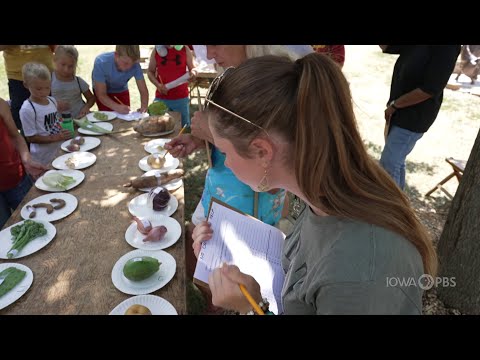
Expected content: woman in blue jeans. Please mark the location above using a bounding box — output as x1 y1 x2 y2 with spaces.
0 98 47 228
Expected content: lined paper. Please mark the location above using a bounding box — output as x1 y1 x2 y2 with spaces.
194 200 285 314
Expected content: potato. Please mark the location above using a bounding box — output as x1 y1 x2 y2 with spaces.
124 304 152 315
66 143 80 152
71 136 85 145
134 114 175 135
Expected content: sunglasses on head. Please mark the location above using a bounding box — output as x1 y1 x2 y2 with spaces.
205 67 270 137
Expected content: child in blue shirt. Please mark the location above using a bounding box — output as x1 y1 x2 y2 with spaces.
92 45 149 114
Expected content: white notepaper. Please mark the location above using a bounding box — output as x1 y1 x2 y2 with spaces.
165 72 190 90
115 111 147 122
193 200 286 314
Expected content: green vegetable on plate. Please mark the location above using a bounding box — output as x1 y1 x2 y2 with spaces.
74 118 112 134
7 220 48 259
0 267 26 297
42 172 76 190
93 112 109 121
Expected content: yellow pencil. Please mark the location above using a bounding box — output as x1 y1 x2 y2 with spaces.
239 284 265 315
163 124 188 159
177 123 188 136
113 96 126 106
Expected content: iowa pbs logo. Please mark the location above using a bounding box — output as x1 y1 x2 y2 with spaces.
418 274 456 290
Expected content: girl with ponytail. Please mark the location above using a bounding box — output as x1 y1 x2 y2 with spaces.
195 53 436 315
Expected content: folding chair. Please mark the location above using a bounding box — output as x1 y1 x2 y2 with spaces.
425 157 466 199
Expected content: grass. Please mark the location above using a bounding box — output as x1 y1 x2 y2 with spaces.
344 46 480 200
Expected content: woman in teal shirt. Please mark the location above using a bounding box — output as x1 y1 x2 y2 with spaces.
166 46 297 227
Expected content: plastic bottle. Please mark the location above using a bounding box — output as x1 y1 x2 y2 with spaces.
60 112 74 135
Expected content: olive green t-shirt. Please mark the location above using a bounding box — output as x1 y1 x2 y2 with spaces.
281 206 425 314
3 46 54 81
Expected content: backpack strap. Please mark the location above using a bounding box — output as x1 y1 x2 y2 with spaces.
27 99 37 119
27 99 40 133
47 96 57 107
76 76 82 92
76 76 86 104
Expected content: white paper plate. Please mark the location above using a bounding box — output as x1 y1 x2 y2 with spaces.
35 169 85 192
144 138 172 155
109 294 177 315
78 122 113 135
86 111 116 122
141 129 175 137
0 263 34 311
128 193 178 218
20 193 78 222
116 111 148 122
0 220 56 259
52 151 97 170
138 154 179 173
125 214 181 251
139 170 183 192
111 249 176 295
61 137 101 152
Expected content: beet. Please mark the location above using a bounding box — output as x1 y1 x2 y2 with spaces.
148 187 170 211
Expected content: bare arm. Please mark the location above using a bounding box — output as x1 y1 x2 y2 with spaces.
93 81 129 113
83 89 96 110
77 89 96 118
186 46 195 72
147 50 160 87
385 88 432 121
147 50 167 96
0 99 47 178
26 130 72 144
190 110 214 143
391 88 432 108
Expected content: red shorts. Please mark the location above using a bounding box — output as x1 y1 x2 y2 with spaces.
95 89 130 111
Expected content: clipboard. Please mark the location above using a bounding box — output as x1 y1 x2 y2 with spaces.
192 196 286 317
192 197 260 290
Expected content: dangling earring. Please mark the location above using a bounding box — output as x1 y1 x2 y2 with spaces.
257 166 269 192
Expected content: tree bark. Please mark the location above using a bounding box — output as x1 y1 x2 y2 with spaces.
437 129 480 314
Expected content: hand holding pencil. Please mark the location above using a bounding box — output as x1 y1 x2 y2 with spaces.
162 124 188 159
113 96 130 114
208 263 264 314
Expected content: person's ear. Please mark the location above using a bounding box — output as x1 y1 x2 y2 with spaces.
23 81 28 90
250 138 274 163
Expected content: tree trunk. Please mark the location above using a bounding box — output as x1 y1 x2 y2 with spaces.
437 129 480 314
